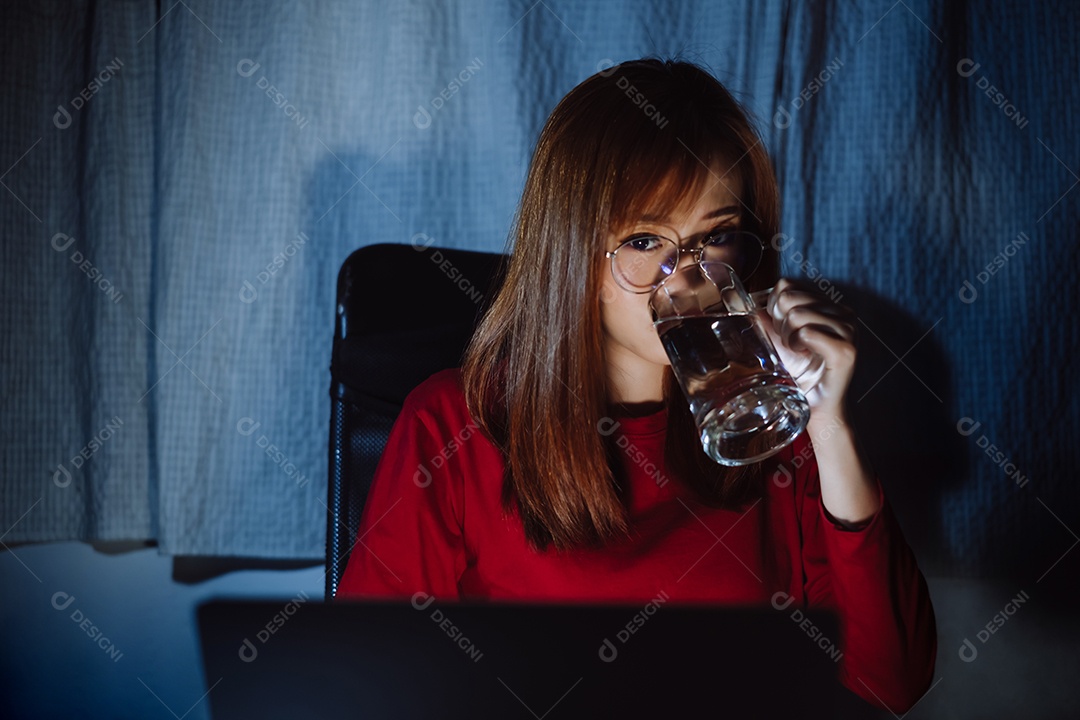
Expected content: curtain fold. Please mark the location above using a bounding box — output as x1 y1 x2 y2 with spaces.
1 1 1076 572
3 3 157 544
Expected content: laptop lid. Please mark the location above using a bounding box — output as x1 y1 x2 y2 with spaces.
198 597 848 718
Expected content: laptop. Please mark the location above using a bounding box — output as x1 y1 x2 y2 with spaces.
198 597 858 718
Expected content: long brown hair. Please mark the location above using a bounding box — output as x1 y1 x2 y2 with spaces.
462 59 781 552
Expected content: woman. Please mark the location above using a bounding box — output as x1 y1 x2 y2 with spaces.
337 58 936 712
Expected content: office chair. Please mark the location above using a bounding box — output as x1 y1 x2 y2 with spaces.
325 242 506 599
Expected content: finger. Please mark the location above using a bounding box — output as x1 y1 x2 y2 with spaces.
766 278 795 319
771 289 854 323
773 298 856 335
755 311 829 386
788 324 856 369
778 305 856 347
773 276 835 298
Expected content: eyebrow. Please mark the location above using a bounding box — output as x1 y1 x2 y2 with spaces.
638 205 741 224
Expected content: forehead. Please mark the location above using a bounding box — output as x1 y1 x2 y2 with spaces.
615 163 745 231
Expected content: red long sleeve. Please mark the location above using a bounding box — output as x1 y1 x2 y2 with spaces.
337 369 937 711
799 449 938 712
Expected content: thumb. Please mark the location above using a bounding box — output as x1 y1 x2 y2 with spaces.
752 308 817 384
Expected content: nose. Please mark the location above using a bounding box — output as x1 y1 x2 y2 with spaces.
672 246 700 272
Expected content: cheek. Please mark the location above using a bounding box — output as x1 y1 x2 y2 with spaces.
600 279 670 364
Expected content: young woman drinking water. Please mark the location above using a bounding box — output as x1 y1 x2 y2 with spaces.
337 58 937 712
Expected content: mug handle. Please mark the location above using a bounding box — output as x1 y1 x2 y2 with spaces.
749 288 827 389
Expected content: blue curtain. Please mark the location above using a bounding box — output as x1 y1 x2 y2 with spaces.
2 1 1076 573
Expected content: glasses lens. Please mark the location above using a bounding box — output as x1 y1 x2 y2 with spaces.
700 231 763 279
613 236 676 291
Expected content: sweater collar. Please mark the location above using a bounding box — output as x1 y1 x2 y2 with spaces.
610 406 669 436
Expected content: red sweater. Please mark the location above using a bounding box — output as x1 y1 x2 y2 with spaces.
337 369 937 712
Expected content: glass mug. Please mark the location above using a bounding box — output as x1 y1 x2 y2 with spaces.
649 261 824 465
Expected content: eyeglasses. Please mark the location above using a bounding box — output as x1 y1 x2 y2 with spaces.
604 230 765 293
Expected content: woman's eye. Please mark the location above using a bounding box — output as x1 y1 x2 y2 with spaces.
625 236 664 252
703 228 738 247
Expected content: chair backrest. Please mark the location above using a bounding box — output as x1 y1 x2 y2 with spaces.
326 242 506 599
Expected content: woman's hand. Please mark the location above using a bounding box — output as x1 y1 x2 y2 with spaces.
755 278 878 526
755 277 857 419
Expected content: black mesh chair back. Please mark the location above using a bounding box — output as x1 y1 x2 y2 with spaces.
326 243 505 599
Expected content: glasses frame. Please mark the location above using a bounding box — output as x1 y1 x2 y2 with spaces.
604 230 765 294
